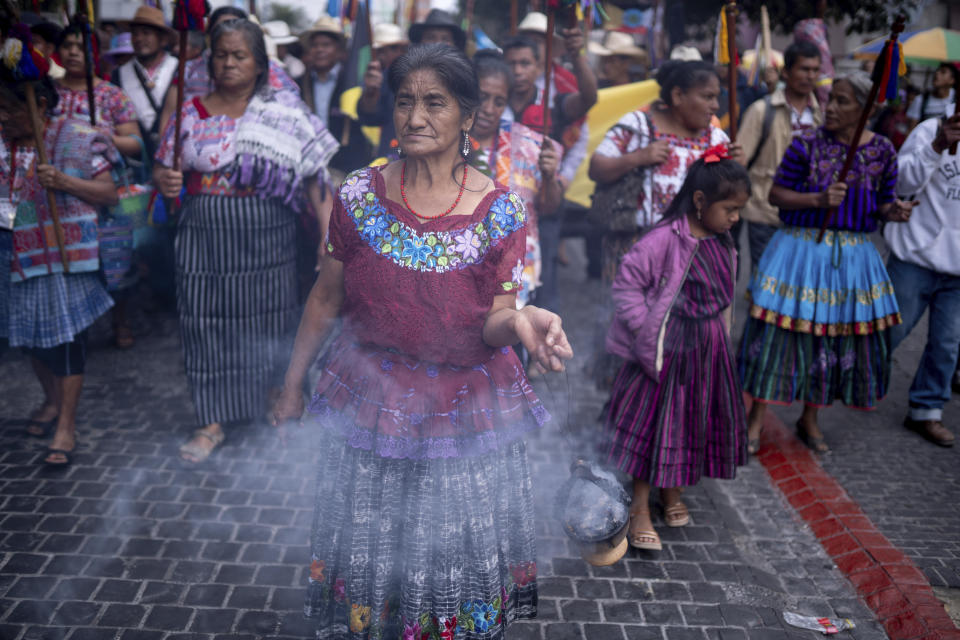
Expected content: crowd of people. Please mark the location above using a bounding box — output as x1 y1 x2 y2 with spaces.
2 4 960 638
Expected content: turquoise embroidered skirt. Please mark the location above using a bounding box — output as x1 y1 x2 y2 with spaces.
738 227 901 409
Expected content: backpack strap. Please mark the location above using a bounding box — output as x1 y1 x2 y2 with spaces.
746 95 775 170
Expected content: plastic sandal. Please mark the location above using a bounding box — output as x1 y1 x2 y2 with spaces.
663 501 691 527
179 429 225 463
628 510 662 551
43 448 73 467
26 415 58 438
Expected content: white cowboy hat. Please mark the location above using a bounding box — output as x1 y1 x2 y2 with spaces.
263 20 298 46
373 23 408 49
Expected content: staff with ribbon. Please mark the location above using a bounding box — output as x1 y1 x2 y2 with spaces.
715 1 740 141
171 0 208 179
817 15 907 242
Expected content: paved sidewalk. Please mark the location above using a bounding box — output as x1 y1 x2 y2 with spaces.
0 237 941 639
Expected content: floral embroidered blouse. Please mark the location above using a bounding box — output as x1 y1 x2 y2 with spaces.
52 80 138 133
594 108 728 227
473 120 562 307
774 127 897 233
307 166 548 460
156 92 338 205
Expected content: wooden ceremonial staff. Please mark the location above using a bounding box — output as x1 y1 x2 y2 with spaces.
725 2 738 142
816 16 906 243
172 30 187 175
540 8 556 138
510 0 518 36
24 83 71 271
75 0 97 126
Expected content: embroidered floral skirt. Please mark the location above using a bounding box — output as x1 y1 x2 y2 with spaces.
737 226 900 408
304 430 538 639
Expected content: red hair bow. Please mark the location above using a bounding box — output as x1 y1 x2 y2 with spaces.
702 143 732 164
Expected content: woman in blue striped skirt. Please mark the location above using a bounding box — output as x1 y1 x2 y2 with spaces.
153 20 338 463
738 72 915 454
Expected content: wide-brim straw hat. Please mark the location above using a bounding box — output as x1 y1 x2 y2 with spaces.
263 20 298 45
408 9 466 50
300 14 345 44
589 31 648 63
373 22 408 49
130 6 172 34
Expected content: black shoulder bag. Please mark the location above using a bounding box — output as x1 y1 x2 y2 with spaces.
587 111 649 232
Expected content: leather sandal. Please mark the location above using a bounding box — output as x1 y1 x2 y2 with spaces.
627 509 662 551
179 428 225 463
663 501 691 527
26 415 58 438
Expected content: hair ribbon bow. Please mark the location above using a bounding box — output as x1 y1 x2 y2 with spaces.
701 143 732 164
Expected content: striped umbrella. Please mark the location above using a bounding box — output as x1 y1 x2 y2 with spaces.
852 27 960 67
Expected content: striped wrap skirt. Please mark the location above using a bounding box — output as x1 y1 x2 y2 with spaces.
175 194 300 426
738 226 901 409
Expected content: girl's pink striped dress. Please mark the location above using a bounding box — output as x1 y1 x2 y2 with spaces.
604 236 748 487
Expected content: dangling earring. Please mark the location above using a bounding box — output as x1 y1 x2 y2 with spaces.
696 207 702 221
462 131 471 157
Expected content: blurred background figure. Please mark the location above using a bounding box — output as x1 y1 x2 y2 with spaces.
408 8 466 50
185 30 205 62
357 23 410 161
589 31 650 87
264 20 305 80
906 62 959 129
102 32 134 80
298 15 371 181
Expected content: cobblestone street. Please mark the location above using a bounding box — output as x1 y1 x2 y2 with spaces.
0 238 958 640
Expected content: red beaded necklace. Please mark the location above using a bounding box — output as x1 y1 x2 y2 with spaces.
400 160 467 220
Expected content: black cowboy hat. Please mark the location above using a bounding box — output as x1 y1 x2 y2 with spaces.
408 9 466 51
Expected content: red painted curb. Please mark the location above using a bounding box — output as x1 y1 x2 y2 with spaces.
753 407 959 640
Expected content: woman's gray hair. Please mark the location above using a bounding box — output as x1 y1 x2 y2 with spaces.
208 18 270 96
388 43 481 122
836 71 873 107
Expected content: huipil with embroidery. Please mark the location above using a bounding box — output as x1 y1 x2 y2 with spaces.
309 166 549 460
473 119 563 308
1 120 118 347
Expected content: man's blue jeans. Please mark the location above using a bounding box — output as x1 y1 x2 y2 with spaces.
887 254 960 421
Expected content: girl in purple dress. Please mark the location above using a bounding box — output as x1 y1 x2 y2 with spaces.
604 147 750 551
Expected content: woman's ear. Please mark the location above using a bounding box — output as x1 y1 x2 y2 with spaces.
671 85 684 108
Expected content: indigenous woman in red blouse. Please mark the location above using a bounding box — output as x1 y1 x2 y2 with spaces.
272 45 573 639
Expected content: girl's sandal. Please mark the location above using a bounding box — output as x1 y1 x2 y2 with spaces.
179 429 225 464
663 501 691 527
628 510 662 551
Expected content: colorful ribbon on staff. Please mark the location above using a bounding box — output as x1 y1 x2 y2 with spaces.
873 39 907 103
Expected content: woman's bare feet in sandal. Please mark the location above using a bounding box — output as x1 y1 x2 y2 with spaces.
747 401 767 455
628 508 662 550
661 487 690 527
180 423 225 463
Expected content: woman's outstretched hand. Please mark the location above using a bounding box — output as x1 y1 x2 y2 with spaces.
271 385 305 445
515 306 574 373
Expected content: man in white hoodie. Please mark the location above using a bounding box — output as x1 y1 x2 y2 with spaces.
886 106 960 447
